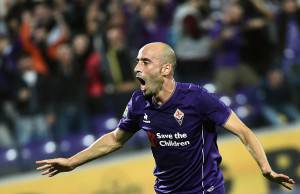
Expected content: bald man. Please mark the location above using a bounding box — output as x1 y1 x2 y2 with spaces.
36 42 294 194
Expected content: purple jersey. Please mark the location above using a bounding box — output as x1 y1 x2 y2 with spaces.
118 82 231 194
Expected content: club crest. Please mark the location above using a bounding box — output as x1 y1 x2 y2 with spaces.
174 108 184 125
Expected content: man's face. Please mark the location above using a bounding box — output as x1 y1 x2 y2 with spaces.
224 4 243 24
134 46 164 97
0 37 8 54
283 0 297 14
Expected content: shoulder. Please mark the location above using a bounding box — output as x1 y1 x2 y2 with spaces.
177 82 208 96
128 90 147 111
177 82 223 105
176 82 214 104
131 90 146 104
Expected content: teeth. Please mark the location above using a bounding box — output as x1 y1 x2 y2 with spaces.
140 85 146 91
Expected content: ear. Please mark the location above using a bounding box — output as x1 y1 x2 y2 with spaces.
161 63 172 76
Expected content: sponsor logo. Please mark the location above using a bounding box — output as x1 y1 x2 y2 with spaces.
143 113 151 123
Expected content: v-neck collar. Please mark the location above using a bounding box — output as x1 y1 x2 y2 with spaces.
147 82 179 110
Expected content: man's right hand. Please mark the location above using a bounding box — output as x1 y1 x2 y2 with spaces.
36 158 75 177
35 129 133 177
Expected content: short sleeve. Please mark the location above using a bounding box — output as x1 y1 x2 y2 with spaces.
196 88 231 126
117 96 140 133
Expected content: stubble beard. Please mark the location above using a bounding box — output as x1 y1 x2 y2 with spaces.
143 74 164 98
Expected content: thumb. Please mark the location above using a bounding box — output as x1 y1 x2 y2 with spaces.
263 170 272 177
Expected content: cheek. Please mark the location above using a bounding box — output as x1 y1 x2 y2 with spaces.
148 71 162 81
150 66 162 77
148 73 164 89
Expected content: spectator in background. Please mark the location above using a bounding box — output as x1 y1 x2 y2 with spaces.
172 0 213 83
127 1 170 53
108 0 127 29
4 0 31 39
72 34 92 73
125 0 145 54
211 2 258 95
0 28 18 148
276 0 300 72
259 68 300 126
85 1 107 37
275 0 300 107
104 26 137 116
72 34 106 116
19 2 69 75
0 105 14 148
52 44 88 141
0 30 19 101
173 0 210 41
139 2 170 44
241 0 274 76
13 52 52 146
61 0 88 35
84 1 107 58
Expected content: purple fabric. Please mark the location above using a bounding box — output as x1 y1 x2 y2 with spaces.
141 21 170 45
282 17 300 71
118 82 231 193
210 21 242 68
126 16 170 51
0 41 20 100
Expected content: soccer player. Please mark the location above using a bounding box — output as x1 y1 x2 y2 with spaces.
36 42 295 194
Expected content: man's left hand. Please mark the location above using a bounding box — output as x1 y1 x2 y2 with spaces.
263 170 295 190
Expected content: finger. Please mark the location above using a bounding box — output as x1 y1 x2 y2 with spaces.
289 178 295 184
48 170 59 177
280 182 292 190
283 178 295 184
41 167 54 176
45 159 60 165
276 174 295 183
41 170 50 175
36 160 50 164
36 159 59 166
277 173 289 179
36 164 52 171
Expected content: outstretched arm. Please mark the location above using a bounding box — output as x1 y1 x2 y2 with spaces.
223 111 295 189
36 128 133 177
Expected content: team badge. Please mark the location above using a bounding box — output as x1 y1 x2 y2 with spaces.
174 108 184 126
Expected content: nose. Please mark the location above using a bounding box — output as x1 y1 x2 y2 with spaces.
134 61 141 74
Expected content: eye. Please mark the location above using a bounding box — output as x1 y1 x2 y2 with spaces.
143 59 152 65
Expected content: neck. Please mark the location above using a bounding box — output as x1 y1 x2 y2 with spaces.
153 77 176 105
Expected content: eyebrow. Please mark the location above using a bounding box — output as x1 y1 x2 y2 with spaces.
136 57 152 63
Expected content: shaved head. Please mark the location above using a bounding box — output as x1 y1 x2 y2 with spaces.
135 42 177 98
141 42 176 74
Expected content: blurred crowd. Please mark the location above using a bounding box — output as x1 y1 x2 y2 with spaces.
1 0 300 150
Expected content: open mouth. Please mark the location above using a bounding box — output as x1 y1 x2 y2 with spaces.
136 76 146 86
136 76 147 92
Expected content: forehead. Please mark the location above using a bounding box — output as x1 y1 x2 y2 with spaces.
137 45 161 61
